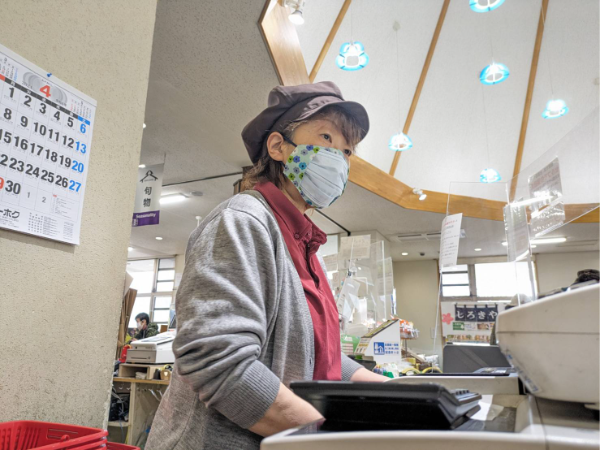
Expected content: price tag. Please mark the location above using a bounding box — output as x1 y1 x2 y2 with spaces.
0 44 96 244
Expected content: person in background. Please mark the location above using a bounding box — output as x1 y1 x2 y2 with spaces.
146 82 387 450
132 312 158 341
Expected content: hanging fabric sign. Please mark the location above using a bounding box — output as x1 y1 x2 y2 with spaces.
132 163 163 227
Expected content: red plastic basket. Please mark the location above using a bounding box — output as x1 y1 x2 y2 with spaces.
105 443 139 450
0 421 107 450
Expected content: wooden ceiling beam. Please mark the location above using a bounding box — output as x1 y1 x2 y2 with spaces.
510 0 549 200
259 0 310 86
309 0 352 83
389 0 450 177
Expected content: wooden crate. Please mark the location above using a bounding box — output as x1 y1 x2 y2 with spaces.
118 363 164 380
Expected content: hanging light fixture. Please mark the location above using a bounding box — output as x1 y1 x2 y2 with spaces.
470 0 506 13
388 132 413 151
480 62 510 85
336 41 369 71
388 21 412 152
480 168 502 183
542 99 569 119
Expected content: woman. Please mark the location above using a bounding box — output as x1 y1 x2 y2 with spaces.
146 82 387 450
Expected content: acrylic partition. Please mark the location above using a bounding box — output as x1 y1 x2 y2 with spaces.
506 107 599 303
324 236 395 337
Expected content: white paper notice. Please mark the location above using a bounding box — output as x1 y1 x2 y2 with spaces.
340 235 371 260
0 44 96 244
528 158 565 237
323 254 338 271
503 204 531 262
439 213 463 272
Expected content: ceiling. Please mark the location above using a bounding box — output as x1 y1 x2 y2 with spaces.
129 0 599 262
296 0 599 201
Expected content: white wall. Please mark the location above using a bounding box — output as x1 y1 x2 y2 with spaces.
536 251 599 293
0 1 157 427
393 260 443 363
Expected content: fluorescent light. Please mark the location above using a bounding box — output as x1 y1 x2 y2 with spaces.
402 252 409 256
477 300 510 303
288 9 304 24
138 164 146 168
510 195 553 207
143 123 147 129
502 237 566 246
128 247 133 252
155 237 163 241
532 237 566 245
160 194 187 205
474 248 482 252
531 245 537 248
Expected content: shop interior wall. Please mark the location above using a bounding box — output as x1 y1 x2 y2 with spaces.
392 260 444 365
0 1 157 427
536 251 599 293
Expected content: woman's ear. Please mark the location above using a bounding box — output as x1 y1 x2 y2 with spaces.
266 132 286 162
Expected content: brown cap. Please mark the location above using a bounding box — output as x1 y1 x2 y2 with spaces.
242 81 369 164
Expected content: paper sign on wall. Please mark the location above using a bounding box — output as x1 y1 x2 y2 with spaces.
132 163 163 227
0 44 96 245
439 213 463 272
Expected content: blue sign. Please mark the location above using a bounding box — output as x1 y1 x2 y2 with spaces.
373 342 385 355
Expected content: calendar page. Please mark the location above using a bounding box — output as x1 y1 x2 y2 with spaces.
0 44 96 245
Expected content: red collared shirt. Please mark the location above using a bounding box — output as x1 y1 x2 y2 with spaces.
254 182 341 380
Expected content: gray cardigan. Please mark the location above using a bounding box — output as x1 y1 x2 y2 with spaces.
146 190 362 450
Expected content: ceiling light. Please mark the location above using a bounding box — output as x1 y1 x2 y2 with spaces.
138 164 146 168
389 132 413 151
160 193 187 205
480 62 510 85
289 9 304 24
474 248 482 252
510 195 553 207
402 252 409 256
285 0 305 25
470 0 506 13
502 237 566 246
128 247 133 252
542 99 569 119
412 188 427 201
155 237 163 241
336 42 369 71
143 123 147 129
480 168 501 183
531 237 567 245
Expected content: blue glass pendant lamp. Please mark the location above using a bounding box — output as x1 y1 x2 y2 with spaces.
542 99 569 119
470 0 506 13
480 63 510 85
388 133 413 151
480 168 501 183
336 41 369 71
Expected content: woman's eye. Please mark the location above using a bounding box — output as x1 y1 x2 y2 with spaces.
344 149 352 157
322 134 332 142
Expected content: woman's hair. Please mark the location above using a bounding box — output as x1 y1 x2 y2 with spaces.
241 105 364 191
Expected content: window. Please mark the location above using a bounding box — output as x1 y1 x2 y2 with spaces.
441 262 536 301
475 262 536 299
441 265 471 298
127 257 176 328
